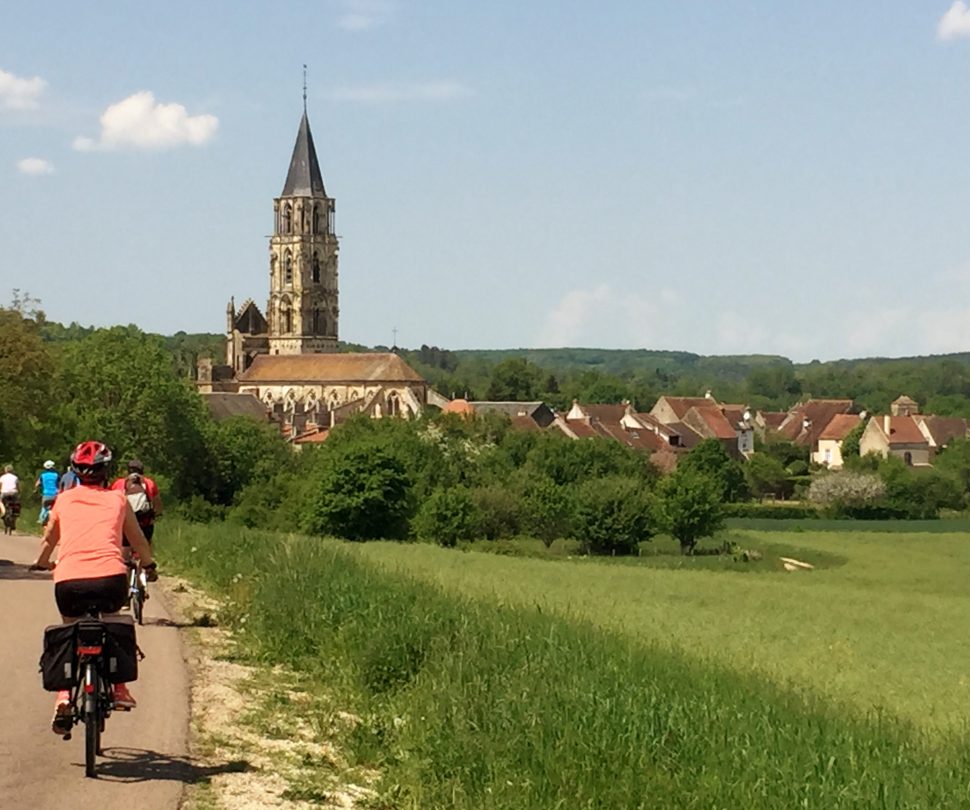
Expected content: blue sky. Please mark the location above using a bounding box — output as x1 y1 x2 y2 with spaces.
3 1 970 362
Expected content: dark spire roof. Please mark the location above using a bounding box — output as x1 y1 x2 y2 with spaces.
281 112 327 197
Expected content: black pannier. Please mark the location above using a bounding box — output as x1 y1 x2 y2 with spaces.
40 623 78 691
39 616 141 691
102 616 139 684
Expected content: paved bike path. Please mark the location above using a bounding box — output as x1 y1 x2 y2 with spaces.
0 531 190 809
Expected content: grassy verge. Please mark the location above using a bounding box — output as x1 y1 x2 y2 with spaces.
162 521 970 808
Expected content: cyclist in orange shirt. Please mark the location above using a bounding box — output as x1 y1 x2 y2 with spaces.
32 441 157 734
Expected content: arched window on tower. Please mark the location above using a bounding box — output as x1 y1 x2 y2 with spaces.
280 301 292 334
312 308 321 334
270 256 278 284
313 205 322 234
387 391 401 417
282 204 292 234
284 252 293 286
312 254 321 284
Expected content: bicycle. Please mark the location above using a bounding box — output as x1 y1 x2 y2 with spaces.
127 559 148 626
41 608 122 777
1 496 19 535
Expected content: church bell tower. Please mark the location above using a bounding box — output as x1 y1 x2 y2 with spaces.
267 106 339 355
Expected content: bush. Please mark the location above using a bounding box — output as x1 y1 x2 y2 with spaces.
470 485 523 540
301 445 412 540
413 487 480 547
572 476 653 555
808 472 885 519
522 477 573 548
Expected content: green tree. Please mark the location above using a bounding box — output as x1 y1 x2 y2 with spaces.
521 476 573 547
302 444 412 540
412 486 479 547
840 422 865 461
0 308 55 462
572 476 654 555
744 453 793 500
485 357 543 401
655 468 724 554
935 438 970 495
678 439 749 502
203 416 295 505
53 326 210 497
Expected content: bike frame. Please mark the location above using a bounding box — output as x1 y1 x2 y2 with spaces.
64 617 114 778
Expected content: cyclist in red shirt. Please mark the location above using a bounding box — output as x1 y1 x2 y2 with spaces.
32 441 157 734
110 459 162 547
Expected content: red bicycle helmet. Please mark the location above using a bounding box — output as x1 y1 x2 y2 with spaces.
70 440 113 484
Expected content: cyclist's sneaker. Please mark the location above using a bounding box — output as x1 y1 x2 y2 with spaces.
113 683 137 710
51 692 72 735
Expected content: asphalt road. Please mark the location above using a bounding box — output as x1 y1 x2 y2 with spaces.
0 530 191 808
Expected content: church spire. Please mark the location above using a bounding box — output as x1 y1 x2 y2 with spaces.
281 110 326 198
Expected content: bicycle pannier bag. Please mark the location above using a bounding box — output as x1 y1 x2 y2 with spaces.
40 623 79 691
103 615 139 683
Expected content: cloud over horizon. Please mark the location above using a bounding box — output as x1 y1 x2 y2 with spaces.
16 157 54 175
329 80 472 103
337 0 393 31
538 284 683 350
938 1 970 40
0 67 46 110
73 91 218 151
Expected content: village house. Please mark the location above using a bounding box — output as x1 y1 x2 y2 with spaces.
812 413 864 469
858 397 969 465
649 394 753 458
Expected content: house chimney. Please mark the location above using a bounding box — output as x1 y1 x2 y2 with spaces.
704 389 713 400
883 414 891 436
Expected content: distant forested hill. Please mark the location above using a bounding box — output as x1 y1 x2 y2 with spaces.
37 317 970 417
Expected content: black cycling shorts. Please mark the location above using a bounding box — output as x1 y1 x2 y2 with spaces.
122 522 154 548
55 574 128 618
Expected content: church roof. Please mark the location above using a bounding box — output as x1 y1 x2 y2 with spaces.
281 112 327 198
238 353 425 384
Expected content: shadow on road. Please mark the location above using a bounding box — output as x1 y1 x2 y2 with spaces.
0 559 49 581
92 747 251 784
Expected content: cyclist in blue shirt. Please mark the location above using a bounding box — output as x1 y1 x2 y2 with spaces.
35 460 60 525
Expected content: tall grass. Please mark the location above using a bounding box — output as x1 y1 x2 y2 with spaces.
163 522 970 808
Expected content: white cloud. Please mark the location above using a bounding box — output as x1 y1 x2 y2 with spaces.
0 68 46 110
16 157 54 175
73 91 218 151
329 80 473 103
537 284 682 348
337 0 393 31
938 1 970 40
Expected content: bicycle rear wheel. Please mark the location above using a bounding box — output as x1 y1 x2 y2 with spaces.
130 568 144 625
84 663 100 778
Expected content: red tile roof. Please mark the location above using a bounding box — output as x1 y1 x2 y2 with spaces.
818 414 862 441
655 396 715 420
687 404 737 440
916 416 969 447
875 416 928 446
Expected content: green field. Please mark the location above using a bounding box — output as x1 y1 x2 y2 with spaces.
354 530 970 734
165 523 970 808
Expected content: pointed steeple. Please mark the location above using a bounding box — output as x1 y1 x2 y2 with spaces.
281 112 327 197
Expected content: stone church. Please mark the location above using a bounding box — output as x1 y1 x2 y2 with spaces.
198 106 440 436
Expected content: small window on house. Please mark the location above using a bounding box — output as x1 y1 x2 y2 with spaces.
904 451 913 466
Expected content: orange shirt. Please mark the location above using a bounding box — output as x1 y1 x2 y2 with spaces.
48 485 127 583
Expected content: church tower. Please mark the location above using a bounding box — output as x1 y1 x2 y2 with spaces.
267 109 339 355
